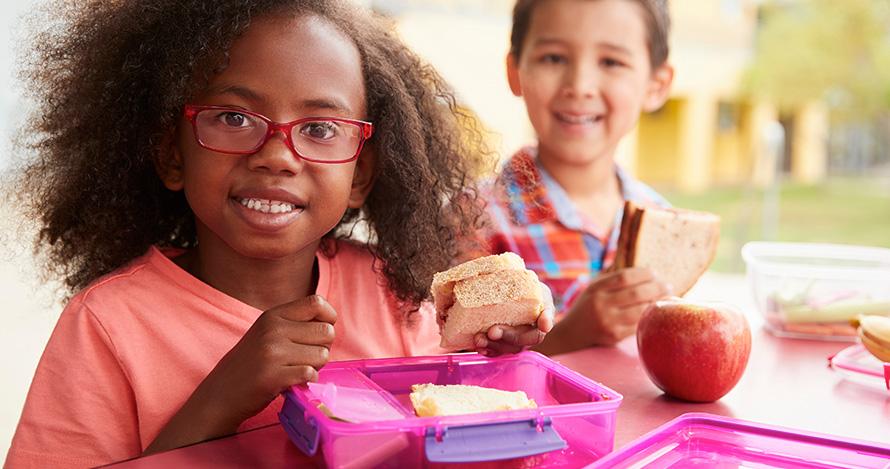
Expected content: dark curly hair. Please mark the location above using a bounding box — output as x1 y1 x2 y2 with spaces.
12 0 492 310
509 0 671 69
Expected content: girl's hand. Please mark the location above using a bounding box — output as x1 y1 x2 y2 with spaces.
145 295 336 454
473 283 555 356
200 295 336 425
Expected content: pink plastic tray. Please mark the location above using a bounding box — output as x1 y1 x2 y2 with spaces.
589 412 890 468
828 344 890 390
279 351 622 468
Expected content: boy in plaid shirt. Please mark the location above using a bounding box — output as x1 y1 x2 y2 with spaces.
479 0 676 355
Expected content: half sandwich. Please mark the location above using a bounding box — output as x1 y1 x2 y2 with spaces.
431 252 545 350
610 201 720 296
410 383 537 417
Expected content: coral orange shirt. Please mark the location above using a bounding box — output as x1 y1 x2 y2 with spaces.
6 241 444 468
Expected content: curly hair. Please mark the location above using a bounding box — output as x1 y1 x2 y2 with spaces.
509 0 671 69
12 0 492 310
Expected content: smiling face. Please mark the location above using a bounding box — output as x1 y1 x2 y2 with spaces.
507 0 672 168
161 14 374 263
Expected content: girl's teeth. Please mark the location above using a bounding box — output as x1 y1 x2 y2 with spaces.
238 198 298 214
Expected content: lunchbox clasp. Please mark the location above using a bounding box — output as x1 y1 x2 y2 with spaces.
424 416 566 463
279 392 320 456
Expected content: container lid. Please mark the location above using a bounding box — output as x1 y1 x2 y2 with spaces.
741 242 890 279
828 344 890 390
589 412 890 468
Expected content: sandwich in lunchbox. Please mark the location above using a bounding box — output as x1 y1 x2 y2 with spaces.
609 201 720 296
410 383 537 417
431 252 545 350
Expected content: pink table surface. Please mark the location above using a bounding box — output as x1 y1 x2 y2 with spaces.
107 327 889 468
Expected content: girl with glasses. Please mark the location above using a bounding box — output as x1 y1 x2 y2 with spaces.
6 1 552 466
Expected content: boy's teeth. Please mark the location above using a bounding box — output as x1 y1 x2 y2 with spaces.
557 112 598 124
238 197 298 214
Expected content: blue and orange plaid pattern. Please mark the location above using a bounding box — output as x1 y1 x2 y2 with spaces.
482 147 669 314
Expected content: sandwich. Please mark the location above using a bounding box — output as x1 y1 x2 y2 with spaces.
431 252 545 350
852 314 890 363
410 383 537 417
610 201 720 296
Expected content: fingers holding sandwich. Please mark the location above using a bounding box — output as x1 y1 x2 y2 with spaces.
537 282 556 333
473 274 555 356
586 267 673 344
431 253 552 353
598 267 674 307
534 267 672 352
474 325 545 356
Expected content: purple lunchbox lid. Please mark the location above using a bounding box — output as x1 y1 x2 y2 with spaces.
588 412 890 468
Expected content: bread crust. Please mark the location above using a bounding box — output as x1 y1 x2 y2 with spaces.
624 204 645 267
610 201 635 272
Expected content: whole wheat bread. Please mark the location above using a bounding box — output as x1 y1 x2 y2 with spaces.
431 253 544 350
610 201 720 296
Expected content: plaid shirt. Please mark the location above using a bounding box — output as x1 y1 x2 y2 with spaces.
482 147 669 313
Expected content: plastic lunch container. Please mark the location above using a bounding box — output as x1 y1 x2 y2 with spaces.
741 242 890 341
828 344 890 391
278 351 622 468
588 412 890 468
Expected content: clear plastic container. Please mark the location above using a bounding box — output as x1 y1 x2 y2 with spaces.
589 412 890 468
741 242 890 341
278 351 622 469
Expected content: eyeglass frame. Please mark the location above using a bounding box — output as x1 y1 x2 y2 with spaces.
182 104 374 164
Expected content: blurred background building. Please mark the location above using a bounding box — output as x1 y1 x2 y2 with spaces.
371 0 889 193
365 0 889 273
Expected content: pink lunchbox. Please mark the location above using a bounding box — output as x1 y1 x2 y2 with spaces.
829 343 890 390
589 412 890 468
279 351 622 468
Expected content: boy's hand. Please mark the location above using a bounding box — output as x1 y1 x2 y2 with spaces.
473 283 555 356
531 267 671 356
146 295 336 454
570 267 672 346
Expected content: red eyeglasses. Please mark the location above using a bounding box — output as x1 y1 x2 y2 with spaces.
183 105 373 164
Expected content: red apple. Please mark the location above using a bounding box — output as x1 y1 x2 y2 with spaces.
636 298 751 403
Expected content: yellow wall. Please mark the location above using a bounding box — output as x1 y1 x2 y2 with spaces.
636 99 681 186
791 102 829 184
712 102 746 185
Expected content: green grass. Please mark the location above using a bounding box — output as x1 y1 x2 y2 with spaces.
658 177 890 273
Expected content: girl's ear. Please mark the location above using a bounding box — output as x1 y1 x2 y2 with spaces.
154 129 185 191
348 144 376 209
506 53 523 97
642 63 674 112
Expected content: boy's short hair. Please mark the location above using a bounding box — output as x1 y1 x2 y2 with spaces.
509 0 671 69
